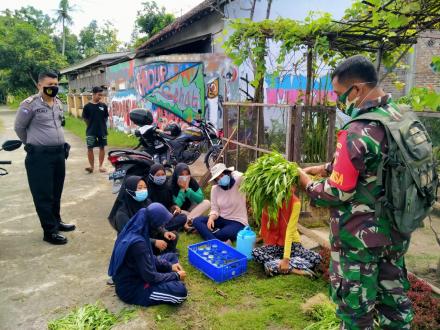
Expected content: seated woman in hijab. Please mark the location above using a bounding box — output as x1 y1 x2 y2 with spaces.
108 203 187 307
108 175 178 255
147 164 187 232
171 163 211 232
193 163 248 243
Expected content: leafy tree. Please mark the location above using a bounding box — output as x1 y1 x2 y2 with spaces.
79 20 121 57
132 1 174 47
4 6 54 34
53 27 81 64
0 15 66 94
55 0 74 56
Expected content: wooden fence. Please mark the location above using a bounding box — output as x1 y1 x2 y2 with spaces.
221 102 336 171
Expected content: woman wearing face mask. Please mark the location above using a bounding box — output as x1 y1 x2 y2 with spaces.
108 203 187 307
108 176 178 255
193 163 248 243
171 163 211 232
147 164 187 232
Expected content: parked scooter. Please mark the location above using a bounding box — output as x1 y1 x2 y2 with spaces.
0 140 22 176
131 109 223 170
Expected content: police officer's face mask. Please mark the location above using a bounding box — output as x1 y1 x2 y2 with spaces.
43 86 59 98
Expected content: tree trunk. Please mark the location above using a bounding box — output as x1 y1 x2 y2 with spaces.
250 0 256 20
28 72 37 88
266 0 273 19
62 17 66 56
305 45 313 106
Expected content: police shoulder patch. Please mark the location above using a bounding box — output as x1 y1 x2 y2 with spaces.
23 95 38 104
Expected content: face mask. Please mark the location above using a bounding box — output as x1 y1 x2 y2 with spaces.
133 189 148 202
43 86 59 97
336 85 357 114
218 174 231 187
179 175 189 182
153 175 167 185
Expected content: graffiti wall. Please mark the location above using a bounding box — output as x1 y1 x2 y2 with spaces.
107 54 239 132
265 73 337 105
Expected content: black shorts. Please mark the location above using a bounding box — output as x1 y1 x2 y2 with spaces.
86 135 107 149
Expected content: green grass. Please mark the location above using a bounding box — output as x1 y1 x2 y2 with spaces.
45 233 327 329
64 115 138 148
137 234 327 329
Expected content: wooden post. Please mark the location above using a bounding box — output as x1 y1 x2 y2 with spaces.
326 107 337 161
305 45 313 106
236 105 241 169
376 45 384 77
255 105 261 160
286 106 294 161
292 106 303 161
223 103 230 166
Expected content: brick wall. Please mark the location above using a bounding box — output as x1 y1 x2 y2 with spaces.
412 30 440 89
379 30 440 99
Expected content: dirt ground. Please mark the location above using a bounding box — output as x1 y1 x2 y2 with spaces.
0 106 208 329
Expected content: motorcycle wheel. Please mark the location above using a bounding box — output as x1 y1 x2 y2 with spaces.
204 146 223 170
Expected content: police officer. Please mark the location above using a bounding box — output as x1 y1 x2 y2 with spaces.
14 70 76 245
298 56 412 329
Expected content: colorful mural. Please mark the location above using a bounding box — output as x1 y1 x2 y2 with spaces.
264 74 337 105
106 54 239 132
141 63 205 123
109 89 138 132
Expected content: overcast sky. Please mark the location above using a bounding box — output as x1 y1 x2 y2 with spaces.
0 0 204 43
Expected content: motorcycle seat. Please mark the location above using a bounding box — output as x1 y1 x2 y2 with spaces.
159 131 177 140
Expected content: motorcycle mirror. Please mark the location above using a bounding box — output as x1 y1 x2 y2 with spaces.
1 140 22 151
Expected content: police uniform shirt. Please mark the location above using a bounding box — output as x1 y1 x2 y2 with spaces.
14 94 65 146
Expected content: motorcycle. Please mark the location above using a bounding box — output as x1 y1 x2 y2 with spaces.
107 148 155 194
131 109 223 170
0 140 22 176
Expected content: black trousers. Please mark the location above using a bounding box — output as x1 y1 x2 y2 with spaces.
25 149 65 234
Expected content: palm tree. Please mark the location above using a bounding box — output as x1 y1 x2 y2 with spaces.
55 0 74 56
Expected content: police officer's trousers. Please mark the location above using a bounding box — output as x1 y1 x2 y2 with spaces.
330 243 413 330
25 147 65 234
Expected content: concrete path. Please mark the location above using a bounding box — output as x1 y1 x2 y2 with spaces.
0 107 126 329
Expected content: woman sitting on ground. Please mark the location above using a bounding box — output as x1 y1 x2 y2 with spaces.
193 163 248 243
108 203 187 307
252 189 321 277
147 164 187 232
171 163 211 231
108 175 178 255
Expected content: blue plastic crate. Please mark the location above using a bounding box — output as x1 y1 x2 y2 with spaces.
188 239 247 283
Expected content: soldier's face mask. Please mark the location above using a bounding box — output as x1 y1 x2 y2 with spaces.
336 85 357 114
336 82 375 116
43 86 59 98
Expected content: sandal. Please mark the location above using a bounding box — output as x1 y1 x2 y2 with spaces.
85 167 93 173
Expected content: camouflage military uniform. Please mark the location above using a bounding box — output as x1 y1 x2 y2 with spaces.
305 95 413 329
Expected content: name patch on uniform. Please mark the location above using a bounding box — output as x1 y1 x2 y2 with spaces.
328 130 359 191
35 108 48 114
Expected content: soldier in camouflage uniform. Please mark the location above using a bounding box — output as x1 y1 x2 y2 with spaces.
298 56 413 329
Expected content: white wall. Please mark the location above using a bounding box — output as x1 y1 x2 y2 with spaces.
222 0 352 104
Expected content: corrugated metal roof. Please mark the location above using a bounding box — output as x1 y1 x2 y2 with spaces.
136 0 227 54
60 52 132 74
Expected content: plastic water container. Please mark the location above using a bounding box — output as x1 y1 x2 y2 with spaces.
236 226 256 260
